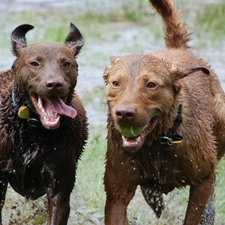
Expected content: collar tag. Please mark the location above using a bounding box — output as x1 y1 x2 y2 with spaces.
18 107 40 127
18 106 30 119
12 90 40 128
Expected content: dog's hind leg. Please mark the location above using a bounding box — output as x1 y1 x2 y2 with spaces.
199 193 215 225
0 180 8 225
140 186 164 218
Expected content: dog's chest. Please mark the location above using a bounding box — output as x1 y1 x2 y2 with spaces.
5 124 61 199
5 140 48 198
140 145 195 191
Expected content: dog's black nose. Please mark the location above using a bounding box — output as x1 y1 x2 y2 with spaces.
46 79 63 90
115 106 136 122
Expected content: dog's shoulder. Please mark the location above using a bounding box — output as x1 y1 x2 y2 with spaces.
0 69 14 88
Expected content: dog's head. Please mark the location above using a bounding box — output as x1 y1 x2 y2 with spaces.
103 54 209 153
11 23 84 130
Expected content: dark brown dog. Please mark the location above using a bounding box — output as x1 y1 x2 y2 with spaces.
0 23 88 225
103 0 225 224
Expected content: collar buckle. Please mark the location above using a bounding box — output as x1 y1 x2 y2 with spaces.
158 104 183 146
159 136 174 145
159 135 183 145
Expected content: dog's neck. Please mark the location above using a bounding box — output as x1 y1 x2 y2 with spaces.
144 100 183 148
157 104 183 145
11 86 41 128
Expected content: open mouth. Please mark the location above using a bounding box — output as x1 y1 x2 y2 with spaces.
117 116 159 152
29 91 77 129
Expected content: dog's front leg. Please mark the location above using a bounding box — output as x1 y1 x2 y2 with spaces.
47 191 70 225
104 186 137 225
43 168 74 225
104 164 138 225
184 173 215 225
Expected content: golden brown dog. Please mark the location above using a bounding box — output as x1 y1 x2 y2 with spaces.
103 0 225 224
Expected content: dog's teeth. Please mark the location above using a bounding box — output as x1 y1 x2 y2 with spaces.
38 96 42 107
122 135 140 142
38 96 48 116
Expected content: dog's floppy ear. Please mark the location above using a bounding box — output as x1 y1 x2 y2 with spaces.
64 23 84 56
11 24 34 57
177 66 209 79
167 62 210 79
166 62 210 95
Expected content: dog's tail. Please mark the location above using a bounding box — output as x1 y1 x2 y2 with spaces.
149 0 191 49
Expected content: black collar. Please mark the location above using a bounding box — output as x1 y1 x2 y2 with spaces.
158 104 183 145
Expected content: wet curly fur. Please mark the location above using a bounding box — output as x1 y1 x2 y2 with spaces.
0 23 88 225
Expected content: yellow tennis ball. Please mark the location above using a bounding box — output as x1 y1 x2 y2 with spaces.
117 125 146 138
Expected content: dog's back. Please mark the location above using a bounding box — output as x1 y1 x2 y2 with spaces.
150 0 225 159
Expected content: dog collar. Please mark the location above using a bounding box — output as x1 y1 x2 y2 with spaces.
158 104 183 145
12 90 40 127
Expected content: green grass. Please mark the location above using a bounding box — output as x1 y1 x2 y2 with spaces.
71 124 107 224
195 2 225 42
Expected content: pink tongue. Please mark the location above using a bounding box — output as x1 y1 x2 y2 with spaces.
43 97 77 118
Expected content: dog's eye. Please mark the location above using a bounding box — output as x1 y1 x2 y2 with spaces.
146 82 157 89
112 81 120 87
63 61 71 68
30 61 39 67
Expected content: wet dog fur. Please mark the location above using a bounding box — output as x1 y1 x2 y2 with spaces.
103 0 225 224
0 23 88 225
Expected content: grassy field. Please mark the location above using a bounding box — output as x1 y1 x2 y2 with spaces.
0 0 225 224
